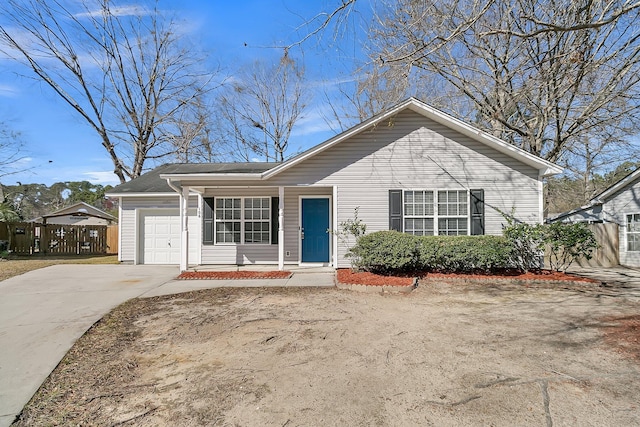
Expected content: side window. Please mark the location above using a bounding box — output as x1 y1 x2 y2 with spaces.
627 214 640 251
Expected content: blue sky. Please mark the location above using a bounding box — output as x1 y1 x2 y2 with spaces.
0 0 368 186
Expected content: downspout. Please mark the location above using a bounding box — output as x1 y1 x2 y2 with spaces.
166 178 182 195
166 179 189 272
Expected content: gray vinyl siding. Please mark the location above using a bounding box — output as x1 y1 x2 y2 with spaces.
602 178 640 267
269 110 541 267
119 195 196 263
549 205 603 224
200 186 331 265
120 109 546 268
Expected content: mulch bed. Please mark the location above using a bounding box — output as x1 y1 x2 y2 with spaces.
177 271 292 280
337 268 598 287
423 269 598 283
337 269 415 287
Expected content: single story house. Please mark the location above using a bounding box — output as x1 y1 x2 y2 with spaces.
106 98 562 271
30 201 117 226
548 167 640 267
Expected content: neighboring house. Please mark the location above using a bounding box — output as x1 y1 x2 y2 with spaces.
548 167 640 267
106 98 562 271
31 201 117 226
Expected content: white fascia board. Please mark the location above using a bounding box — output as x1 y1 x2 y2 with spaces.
263 97 562 179
262 101 411 179
105 192 178 198
593 168 640 202
159 173 263 181
405 102 563 176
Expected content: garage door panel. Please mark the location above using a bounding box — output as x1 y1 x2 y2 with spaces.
139 209 199 265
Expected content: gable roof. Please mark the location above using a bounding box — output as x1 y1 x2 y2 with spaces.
110 98 562 195
31 201 116 222
592 167 640 203
547 167 640 222
262 97 562 179
107 163 279 195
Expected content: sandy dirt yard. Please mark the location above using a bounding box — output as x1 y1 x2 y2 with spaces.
14 280 640 426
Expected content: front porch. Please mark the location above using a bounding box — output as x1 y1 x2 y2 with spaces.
166 182 338 272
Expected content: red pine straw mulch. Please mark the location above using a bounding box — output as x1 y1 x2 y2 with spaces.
601 315 640 362
424 269 598 283
177 271 292 280
337 269 415 287
337 268 598 287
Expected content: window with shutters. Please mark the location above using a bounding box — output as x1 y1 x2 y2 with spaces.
402 190 470 236
211 197 271 244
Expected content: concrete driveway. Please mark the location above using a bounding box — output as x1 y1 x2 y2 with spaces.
0 264 179 427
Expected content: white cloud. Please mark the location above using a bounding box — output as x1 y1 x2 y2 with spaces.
291 107 340 137
82 171 121 186
0 84 19 97
73 5 148 19
13 156 33 166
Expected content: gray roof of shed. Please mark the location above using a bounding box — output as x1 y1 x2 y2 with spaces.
107 163 279 195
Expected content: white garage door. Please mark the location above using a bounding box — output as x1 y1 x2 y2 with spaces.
140 209 199 265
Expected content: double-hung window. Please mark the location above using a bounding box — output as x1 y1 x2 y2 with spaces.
213 197 270 244
403 190 469 236
627 213 640 251
437 190 468 235
404 190 434 235
244 197 270 244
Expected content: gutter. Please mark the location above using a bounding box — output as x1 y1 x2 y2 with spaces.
165 178 182 195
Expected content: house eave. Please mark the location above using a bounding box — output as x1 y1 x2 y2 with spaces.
105 192 178 198
591 168 640 202
262 97 562 179
159 173 264 182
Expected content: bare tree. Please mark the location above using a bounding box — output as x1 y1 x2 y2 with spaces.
216 52 309 162
364 0 640 169
0 122 27 179
0 0 214 183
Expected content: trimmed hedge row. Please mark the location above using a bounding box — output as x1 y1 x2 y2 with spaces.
348 231 514 274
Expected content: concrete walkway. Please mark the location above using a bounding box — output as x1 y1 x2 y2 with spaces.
569 265 640 285
143 265 335 297
567 265 640 300
0 264 335 427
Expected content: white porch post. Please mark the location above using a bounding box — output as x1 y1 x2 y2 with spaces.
180 185 190 272
333 185 338 268
278 186 285 271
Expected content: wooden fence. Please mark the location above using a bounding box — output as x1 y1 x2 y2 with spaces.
544 223 619 268
106 225 118 254
1 222 118 255
576 223 619 268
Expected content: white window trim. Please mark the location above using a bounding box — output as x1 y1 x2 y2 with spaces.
402 189 470 236
214 196 271 245
625 212 640 252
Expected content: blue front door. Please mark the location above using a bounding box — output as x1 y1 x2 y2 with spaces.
301 198 330 263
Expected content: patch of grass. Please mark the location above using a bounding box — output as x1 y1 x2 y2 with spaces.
0 255 119 282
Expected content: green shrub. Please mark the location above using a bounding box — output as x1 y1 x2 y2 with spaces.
417 235 514 273
545 222 598 272
502 219 598 272
348 230 419 274
502 221 546 272
350 232 513 274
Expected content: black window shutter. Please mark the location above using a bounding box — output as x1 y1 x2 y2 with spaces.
203 197 214 244
470 189 485 235
389 190 403 231
271 197 279 244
